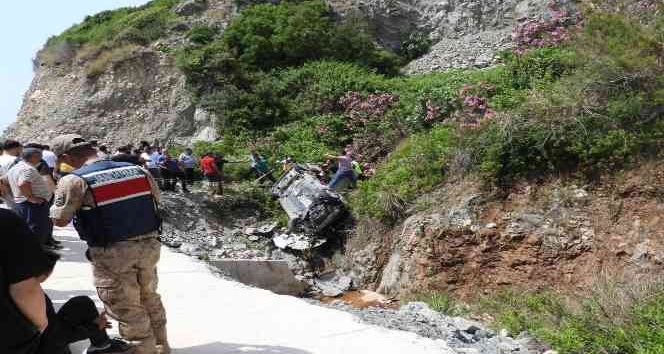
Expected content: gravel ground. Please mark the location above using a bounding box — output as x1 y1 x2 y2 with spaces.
311 300 550 354
403 30 513 75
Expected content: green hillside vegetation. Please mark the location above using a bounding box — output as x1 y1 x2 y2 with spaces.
475 275 664 354
41 0 180 75
46 0 179 48
44 0 663 222
178 1 662 222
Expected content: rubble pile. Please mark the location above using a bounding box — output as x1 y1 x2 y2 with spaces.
403 30 513 74
158 176 350 296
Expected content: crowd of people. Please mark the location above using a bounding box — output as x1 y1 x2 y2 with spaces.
0 134 375 354
2 135 168 354
95 141 373 198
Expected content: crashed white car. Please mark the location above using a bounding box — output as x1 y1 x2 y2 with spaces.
271 164 345 235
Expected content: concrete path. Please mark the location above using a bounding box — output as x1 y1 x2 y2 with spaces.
45 226 453 354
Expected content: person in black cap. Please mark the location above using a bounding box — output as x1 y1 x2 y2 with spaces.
111 145 142 165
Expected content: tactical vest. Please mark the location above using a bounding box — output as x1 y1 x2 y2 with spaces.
71 161 161 247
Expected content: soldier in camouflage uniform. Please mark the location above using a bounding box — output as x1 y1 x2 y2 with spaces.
49 134 170 354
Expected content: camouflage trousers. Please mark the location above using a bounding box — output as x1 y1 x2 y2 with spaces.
89 236 170 354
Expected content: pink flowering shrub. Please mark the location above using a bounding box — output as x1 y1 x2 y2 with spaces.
512 2 582 54
317 126 331 135
340 91 400 132
636 0 661 11
424 100 441 123
339 91 404 161
456 83 497 128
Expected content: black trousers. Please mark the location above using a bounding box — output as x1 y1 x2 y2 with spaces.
161 169 188 191
38 296 109 354
184 168 195 185
14 202 52 245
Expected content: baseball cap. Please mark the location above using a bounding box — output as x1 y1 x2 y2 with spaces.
51 134 92 156
2 139 22 150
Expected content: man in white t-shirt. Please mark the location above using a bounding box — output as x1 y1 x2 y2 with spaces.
41 145 57 171
7 148 53 244
142 146 163 188
0 139 22 174
140 147 153 168
0 139 23 211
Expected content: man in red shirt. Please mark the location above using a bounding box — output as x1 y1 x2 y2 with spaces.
200 152 222 196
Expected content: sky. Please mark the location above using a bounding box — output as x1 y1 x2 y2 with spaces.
0 0 151 133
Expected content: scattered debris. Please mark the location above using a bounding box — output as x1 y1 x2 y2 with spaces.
313 273 353 297
273 233 327 251
158 187 347 298
256 222 279 235
179 243 206 257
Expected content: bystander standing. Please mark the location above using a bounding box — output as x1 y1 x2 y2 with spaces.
178 148 197 186
6 148 53 246
200 152 223 196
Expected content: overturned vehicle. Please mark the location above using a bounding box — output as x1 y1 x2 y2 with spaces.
271 164 345 235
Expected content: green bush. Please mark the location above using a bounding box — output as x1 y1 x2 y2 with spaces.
275 61 390 118
459 12 664 184
270 115 348 163
222 0 401 74
350 125 453 220
500 47 577 90
187 25 217 45
478 287 664 354
399 31 433 60
176 41 246 95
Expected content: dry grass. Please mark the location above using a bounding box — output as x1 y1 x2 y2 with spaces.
75 43 104 63
85 44 140 78
586 268 664 325
206 8 232 23
37 41 76 67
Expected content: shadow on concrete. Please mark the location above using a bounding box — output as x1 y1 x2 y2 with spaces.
178 342 314 354
55 235 89 264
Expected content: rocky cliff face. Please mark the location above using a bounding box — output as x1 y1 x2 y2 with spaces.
6 50 212 147
335 0 572 73
5 0 560 145
342 163 664 299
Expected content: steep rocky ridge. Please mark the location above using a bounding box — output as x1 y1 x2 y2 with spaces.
5 0 234 146
4 0 560 145
342 162 664 299
8 50 203 146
